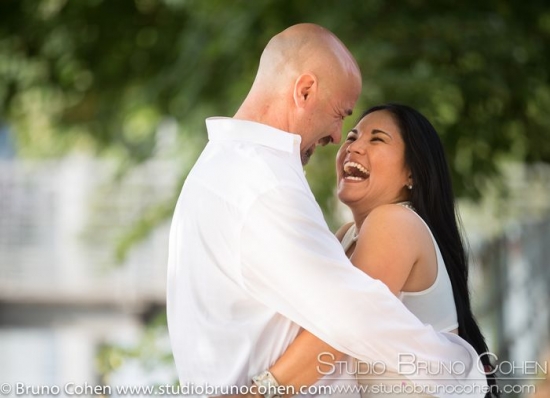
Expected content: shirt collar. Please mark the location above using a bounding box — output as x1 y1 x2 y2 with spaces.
205 117 302 154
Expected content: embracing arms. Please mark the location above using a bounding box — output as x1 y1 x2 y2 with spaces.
240 186 485 397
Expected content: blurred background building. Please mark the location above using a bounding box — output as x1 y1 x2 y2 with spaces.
0 154 177 395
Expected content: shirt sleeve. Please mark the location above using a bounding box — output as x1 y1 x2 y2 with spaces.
239 184 487 398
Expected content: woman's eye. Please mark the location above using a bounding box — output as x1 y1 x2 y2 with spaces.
371 137 383 142
345 135 356 142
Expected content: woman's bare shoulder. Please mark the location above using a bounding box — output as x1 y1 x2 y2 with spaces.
366 204 424 231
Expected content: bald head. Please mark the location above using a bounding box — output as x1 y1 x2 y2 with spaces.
255 23 360 100
235 23 362 164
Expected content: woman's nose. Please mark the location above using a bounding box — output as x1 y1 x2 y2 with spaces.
347 140 364 154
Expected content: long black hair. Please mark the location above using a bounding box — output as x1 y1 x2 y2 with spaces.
362 103 498 396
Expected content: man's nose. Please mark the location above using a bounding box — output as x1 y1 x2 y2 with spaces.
329 125 342 145
331 129 342 145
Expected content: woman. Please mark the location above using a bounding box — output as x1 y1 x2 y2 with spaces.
251 103 497 397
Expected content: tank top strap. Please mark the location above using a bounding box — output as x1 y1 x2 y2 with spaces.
340 223 357 252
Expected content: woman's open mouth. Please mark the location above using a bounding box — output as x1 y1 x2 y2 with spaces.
343 161 369 181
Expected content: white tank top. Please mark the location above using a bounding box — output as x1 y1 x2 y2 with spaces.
340 204 459 332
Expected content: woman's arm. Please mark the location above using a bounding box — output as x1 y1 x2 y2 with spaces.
350 205 422 295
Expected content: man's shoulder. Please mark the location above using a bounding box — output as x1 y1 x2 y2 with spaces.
186 142 307 209
203 140 303 183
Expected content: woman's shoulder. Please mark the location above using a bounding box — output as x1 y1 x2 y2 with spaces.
368 203 420 222
364 203 429 240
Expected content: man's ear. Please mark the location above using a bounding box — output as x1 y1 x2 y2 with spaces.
293 73 317 108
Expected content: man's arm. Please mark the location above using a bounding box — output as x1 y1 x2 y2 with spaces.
239 184 486 398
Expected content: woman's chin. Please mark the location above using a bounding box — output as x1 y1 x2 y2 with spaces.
337 191 358 207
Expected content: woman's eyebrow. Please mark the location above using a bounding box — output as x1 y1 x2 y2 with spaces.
372 129 392 139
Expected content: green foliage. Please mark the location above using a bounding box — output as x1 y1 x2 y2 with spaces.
1 0 550 217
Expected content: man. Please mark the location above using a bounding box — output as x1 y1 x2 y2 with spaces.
167 23 486 397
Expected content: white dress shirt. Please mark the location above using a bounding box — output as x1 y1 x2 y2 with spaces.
166 117 487 398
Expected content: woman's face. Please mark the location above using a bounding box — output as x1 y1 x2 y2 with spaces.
336 110 412 212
